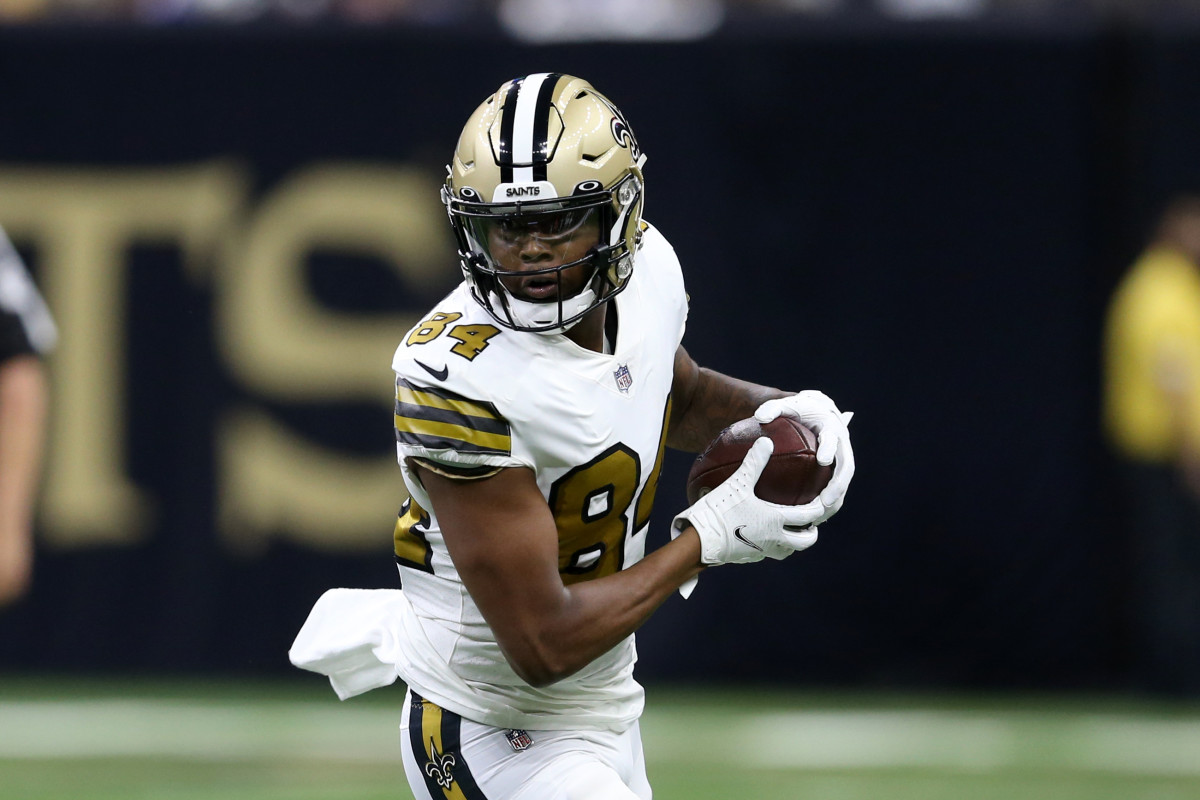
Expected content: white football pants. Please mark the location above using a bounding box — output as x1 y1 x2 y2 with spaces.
400 689 652 799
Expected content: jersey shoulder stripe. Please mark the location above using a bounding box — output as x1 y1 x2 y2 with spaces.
394 377 512 456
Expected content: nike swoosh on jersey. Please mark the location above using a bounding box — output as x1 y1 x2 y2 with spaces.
414 360 449 381
733 526 763 552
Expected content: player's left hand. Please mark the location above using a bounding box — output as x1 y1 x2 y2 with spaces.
755 390 854 524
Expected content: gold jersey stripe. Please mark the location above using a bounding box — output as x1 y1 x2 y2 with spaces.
394 414 511 454
394 377 511 455
396 381 500 422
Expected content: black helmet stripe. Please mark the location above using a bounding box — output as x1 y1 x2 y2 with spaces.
529 72 561 181
497 73 561 185
497 78 522 184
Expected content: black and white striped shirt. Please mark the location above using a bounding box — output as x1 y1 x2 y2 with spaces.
0 226 57 362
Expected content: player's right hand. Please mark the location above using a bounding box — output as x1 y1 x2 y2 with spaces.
671 437 821 566
755 390 855 525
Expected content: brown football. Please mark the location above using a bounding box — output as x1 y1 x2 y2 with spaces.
686 416 833 506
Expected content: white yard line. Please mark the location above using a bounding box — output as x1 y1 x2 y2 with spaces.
0 700 401 761
647 708 1200 776
1 700 1199 777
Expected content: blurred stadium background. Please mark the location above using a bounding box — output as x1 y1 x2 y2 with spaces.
4 1 1200 797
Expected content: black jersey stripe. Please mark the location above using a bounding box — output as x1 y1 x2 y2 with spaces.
394 379 511 455
394 428 509 456
395 379 506 426
530 72 561 181
394 398 510 437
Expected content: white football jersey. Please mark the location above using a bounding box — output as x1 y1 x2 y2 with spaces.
389 223 687 732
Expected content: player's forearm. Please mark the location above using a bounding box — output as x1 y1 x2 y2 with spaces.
0 357 48 533
0 358 48 605
501 531 705 688
668 366 789 453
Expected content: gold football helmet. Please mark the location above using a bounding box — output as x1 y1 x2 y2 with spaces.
442 73 647 333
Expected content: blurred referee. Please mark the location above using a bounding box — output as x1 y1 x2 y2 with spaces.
0 226 56 607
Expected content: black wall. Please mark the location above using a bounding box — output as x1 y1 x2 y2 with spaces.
0 18 1189 691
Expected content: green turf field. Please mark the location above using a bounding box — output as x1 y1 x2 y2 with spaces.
2 676 1199 799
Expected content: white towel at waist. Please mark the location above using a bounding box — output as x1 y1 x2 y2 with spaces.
288 588 409 700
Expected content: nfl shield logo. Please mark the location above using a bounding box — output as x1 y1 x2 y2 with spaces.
505 729 534 752
613 363 633 393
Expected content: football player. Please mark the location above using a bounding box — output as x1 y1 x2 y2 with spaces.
0 226 56 607
331 73 853 799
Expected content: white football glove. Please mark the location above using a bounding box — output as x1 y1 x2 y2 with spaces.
672 437 821 594
755 389 855 526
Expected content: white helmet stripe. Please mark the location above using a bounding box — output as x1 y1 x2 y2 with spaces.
511 72 551 184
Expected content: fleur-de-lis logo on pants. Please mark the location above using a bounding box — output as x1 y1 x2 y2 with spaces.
424 740 457 789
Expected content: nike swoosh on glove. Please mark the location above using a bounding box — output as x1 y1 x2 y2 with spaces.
672 437 821 594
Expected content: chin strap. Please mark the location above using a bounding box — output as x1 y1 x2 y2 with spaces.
499 286 598 335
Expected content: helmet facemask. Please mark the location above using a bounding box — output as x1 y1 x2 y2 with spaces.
445 174 641 334
442 73 646 335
